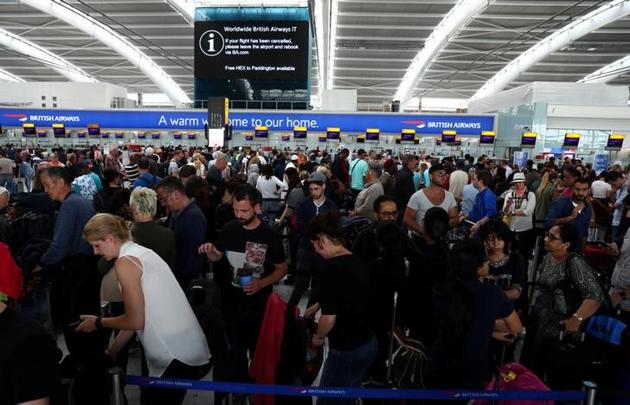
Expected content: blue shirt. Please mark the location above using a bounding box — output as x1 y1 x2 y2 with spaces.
544 197 592 238
40 192 94 266
167 199 207 278
133 172 162 188
461 183 479 215
469 188 497 222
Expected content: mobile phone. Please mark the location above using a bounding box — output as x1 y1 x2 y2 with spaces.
504 333 516 340
464 219 476 226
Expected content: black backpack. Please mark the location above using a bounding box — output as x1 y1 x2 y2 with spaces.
185 279 230 381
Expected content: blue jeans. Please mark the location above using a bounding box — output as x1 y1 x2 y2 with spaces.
318 336 377 405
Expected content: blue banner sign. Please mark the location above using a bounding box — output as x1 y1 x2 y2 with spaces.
0 108 495 135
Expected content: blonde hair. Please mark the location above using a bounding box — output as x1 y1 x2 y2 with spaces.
83 213 131 242
130 187 158 217
192 152 204 172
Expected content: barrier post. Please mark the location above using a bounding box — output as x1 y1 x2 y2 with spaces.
109 367 124 405
582 381 598 405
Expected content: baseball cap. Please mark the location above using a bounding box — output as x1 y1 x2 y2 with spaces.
429 163 446 174
0 186 8 197
290 154 299 161
307 171 327 184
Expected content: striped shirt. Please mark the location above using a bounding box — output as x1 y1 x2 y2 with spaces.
124 164 140 182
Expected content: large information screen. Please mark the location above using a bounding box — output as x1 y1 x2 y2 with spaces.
195 20 309 80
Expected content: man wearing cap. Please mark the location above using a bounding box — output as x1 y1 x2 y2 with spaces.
286 154 299 171
1 242 61 405
349 149 368 207
380 159 396 196
405 164 458 241
290 171 337 309
395 155 418 220
502 172 537 261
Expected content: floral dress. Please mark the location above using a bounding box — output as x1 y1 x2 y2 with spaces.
531 254 604 342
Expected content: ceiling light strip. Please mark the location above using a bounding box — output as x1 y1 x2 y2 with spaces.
579 54 630 83
393 0 492 105
0 67 25 83
472 0 630 101
327 0 339 90
20 0 191 107
0 28 95 82
314 0 326 93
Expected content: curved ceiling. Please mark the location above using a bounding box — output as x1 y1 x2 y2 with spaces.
0 0 629 110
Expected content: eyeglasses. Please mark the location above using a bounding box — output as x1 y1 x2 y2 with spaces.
545 232 561 242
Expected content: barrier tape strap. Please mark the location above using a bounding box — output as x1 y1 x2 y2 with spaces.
123 376 587 401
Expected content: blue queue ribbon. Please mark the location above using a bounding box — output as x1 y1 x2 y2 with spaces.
124 376 587 401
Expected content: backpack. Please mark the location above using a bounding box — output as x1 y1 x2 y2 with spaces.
185 279 229 381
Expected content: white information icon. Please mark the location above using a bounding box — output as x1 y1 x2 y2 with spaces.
199 30 224 57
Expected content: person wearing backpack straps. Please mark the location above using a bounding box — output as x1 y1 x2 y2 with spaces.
349 149 368 209
527 223 604 373
502 172 537 262
132 157 163 189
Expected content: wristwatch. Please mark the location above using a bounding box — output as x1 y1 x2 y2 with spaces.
572 313 584 323
95 316 103 330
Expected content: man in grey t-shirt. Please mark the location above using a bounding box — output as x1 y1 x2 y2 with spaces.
404 163 458 237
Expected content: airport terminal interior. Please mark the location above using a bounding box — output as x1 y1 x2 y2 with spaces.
1 1 630 404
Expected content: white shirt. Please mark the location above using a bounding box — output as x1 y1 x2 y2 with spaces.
256 176 288 199
168 160 179 176
118 241 209 377
502 190 536 232
407 188 457 226
591 180 611 199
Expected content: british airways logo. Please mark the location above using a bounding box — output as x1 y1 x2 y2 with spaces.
3 113 27 121
401 119 426 129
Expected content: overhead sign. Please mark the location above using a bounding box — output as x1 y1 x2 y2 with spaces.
0 108 495 134
194 20 309 80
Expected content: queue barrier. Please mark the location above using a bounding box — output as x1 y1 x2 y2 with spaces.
109 369 599 404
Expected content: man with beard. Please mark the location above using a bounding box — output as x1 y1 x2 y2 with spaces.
545 178 593 249
198 184 287 383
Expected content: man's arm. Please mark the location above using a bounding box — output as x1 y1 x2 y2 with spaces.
404 207 422 235
312 314 336 347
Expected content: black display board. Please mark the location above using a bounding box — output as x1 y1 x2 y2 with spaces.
195 20 309 80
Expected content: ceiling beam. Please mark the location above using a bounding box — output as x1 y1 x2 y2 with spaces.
579 54 630 83
472 0 630 100
20 0 191 107
0 27 96 82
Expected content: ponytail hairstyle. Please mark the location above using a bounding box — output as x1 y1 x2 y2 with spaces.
433 239 487 375
83 213 132 243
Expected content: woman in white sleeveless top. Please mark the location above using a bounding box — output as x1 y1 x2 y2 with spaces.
76 213 210 405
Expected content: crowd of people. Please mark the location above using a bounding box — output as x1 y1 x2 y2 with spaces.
0 142 629 405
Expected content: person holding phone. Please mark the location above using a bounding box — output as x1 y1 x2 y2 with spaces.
76 213 209 405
